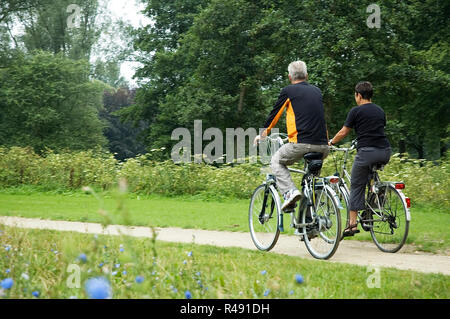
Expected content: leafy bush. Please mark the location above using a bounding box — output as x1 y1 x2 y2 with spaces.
0 147 448 208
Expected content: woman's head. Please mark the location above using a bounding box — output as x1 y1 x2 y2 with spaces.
355 81 373 104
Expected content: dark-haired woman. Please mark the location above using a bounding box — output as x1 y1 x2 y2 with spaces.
329 81 391 237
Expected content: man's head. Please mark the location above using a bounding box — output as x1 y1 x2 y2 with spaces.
354 81 373 105
288 61 308 83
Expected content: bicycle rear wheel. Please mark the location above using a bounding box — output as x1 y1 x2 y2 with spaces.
369 185 410 253
249 184 281 251
338 184 350 237
302 185 341 259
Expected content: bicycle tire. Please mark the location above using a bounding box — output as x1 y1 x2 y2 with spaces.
302 184 342 259
369 185 410 253
249 184 281 251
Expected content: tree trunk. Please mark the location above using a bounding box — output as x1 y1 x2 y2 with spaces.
238 86 246 113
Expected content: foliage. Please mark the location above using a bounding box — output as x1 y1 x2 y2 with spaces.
100 87 147 161
0 51 108 152
1 225 448 299
128 0 449 158
10 0 101 61
0 147 448 208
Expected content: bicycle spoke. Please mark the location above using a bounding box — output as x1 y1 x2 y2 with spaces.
249 184 281 251
370 185 409 253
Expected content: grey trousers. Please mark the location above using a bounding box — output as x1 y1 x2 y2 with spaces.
349 147 392 211
270 143 330 194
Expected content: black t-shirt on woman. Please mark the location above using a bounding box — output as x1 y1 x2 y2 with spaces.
344 103 390 149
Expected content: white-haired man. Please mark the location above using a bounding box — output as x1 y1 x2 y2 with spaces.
254 61 329 211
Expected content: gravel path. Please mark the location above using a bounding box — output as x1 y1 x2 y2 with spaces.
1 216 449 276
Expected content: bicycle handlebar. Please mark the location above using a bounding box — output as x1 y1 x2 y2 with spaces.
331 139 357 152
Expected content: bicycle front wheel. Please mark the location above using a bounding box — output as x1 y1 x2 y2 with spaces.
249 184 281 251
302 185 342 259
370 185 410 253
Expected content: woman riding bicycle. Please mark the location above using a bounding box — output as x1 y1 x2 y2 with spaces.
329 81 392 237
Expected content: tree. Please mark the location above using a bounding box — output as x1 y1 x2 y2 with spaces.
14 0 101 61
128 0 449 159
100 87 147 161
0 51 107 152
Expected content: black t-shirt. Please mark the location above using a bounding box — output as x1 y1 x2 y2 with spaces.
263 82 328 145
344 103 390 149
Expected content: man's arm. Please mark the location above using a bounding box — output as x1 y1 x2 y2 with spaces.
254 89 289 145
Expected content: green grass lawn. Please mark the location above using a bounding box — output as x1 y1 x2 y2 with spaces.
0 188 448 254
0 225 448 299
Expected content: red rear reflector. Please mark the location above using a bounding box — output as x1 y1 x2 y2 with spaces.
329 178 339 184
395 183 405 189
405 197 411 208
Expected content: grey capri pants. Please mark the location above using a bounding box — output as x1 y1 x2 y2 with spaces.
349 147 392 211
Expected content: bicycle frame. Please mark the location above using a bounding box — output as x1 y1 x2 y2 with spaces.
260 133 343 233
331 143 411 225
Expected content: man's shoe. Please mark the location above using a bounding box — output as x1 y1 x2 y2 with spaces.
282 189 302 212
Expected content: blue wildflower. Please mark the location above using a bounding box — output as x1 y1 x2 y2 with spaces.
1 278 13 290
264 289 271 297
85 277 112 299
295 274 304 284
115 263 120 269
5 269 10 274
135 276 145 284
119 248 124 252
122 271 127 275
184 290 192 299
111 271 118 276
77 254 87 263
98 263 104 268
289 290 294 295
261 270 267 275
187 251 193 257
32 291 40 298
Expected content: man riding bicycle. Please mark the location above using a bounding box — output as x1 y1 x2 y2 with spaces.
329 81 391 237
254 61 329 212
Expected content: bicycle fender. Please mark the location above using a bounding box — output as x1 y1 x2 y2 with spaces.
325 184 344 210
395 189 411 222
268 185 284 232
381 182 411 222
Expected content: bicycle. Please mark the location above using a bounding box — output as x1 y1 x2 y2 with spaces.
330 140 411 253
249 133 343 260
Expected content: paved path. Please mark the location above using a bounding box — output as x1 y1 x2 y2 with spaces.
0 216 449 276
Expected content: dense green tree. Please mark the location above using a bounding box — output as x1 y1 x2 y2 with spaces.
0 51 107 152
100 87 147 161
15 0 101 60
128 0 448 159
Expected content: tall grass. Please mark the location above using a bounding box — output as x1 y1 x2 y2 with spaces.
0 146 448 208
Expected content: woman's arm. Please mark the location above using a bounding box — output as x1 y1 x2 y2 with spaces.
329 126 352 145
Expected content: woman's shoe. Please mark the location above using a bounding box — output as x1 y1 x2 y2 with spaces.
342 223 360 238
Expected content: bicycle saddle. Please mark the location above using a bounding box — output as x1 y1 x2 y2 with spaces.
304 153 323 173
303 152 323 161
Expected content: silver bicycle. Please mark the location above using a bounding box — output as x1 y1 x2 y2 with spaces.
330 140 411 253
249 133 343 260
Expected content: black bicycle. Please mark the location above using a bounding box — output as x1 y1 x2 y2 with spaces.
330 141 411 253
249 134 343 260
